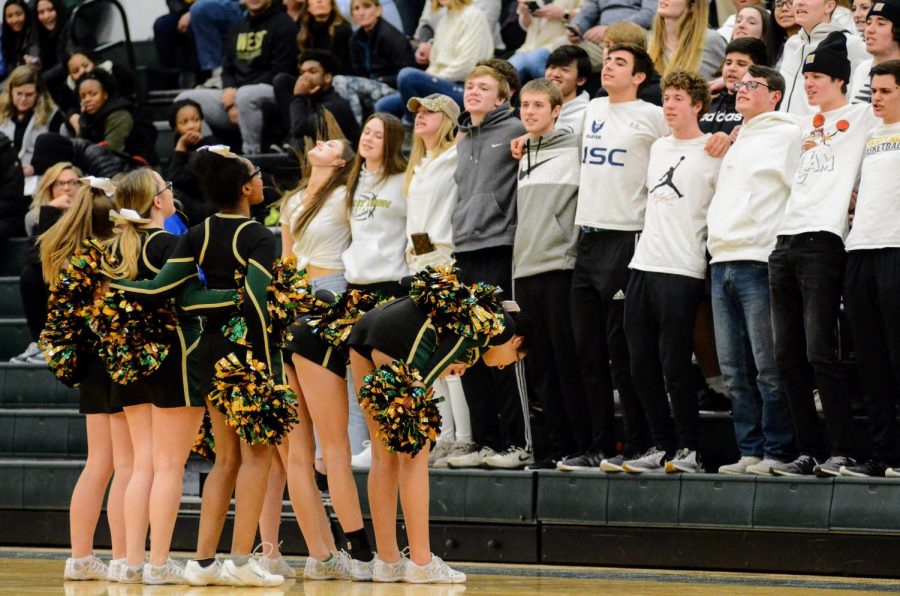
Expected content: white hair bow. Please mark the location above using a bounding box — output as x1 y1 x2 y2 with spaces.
81 176 117 197
198 144 240 159
501 300 521 313
109 208 149 225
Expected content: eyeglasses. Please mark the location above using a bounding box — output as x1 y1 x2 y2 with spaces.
247 165 262 181
734 80 772 92
155 180 173 197
53 179 80 189
776 0 793 9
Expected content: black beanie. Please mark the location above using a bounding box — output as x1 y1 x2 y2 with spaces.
802 32 851 83
868 0 900 27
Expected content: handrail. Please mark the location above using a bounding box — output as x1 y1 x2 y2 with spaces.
70 0 136 72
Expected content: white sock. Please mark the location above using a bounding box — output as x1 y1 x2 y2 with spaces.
706 375 729 396
446 375 472 443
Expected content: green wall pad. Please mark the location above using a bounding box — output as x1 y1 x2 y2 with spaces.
753 477 834 530
831 478 900 532
679 474 755 528
535 470 607 524
607 474 681 526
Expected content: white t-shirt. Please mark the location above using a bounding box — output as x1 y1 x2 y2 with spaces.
780 102 880 239
630 134 722 279
576 98 669 230
556 91 589 136
280 187 350 271
845 122 900 250
343 169 408 284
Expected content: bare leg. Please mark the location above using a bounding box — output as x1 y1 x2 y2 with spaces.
259 448 287 557
231 441 273 555
398 447 431 566
123 404 153 567
70 414 113 558
107 412 134 561
148 406 204 566
195 400 241 559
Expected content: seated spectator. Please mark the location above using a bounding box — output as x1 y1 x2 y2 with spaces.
56 48 138 126
701 38 768 135
595 22 663 104
175 0 296 154
152 0 200 79
768 0 800 67
852 0 872 35
565 0 657 71
0 65 65 176
74 69 152 160
11 161 80 364
298 0 353 73
286 49 360 148
2 0 38 71
648 0 728 80
849 0 900 103
731 6 769 41
332 0 415 123
415 0 505 53
718 0 765 40
0 129 26 239
184 0 244 87
508 0 581 84
375 0 493 118
285 0 305 22
166 99 220 225
34 0 93 82
544 44 590 134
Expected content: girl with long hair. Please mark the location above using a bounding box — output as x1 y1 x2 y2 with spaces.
41 178 133 582
0 65 65 176
1 0 38 71
107 148 286 588
402 95 473 469
768 0 801 67
297 0 352 73
103 168 205 584
648 0 727 79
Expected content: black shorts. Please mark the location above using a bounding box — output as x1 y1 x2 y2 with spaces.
285 317 347 379
78 354 121 415
347 281 407 299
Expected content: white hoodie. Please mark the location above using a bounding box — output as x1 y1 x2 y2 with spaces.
342 169 408 285
707 111 802 264
405 145 459 271
779 21 870 116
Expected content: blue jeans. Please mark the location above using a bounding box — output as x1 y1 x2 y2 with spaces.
711 262 794 460
190 0 243 71
508 48 551 85
374 67 464 119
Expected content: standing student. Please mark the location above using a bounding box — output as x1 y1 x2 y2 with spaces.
108 148 285 587
514 79 591 469
557 43 667 472
40 179 132 582
700 38 769 136
620 70 722 474
544 45 591 135
445 65 532 470
769 33 880 477
0 65 65 176
708 66 799 475
849 0 900 103
840 60 900 478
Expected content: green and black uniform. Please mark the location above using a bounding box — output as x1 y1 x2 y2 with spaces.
112 228 204 409
109 214 282 398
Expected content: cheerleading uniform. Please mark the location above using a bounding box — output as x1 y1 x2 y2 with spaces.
112 229 204 409
78 353 120 415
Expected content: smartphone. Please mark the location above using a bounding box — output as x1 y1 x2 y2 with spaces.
565 23 581 39
411 233 436 256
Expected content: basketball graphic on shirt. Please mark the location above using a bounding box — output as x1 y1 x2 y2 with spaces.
648 156 686 204
797 117 851 184
351 191 380 221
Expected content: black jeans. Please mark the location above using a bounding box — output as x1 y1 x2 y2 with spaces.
625 270 705 453
844 249 900 464
20 261 47 341
455 246 530 451
515 270 592 457
769 232 852 459
570 230 645 456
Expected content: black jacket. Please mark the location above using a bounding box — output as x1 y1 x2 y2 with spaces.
699 91 742 135
349 17 414 88
0 131 25 239
289 86 360 147
167 134 220 226
302 16 353 74
222 3 298 88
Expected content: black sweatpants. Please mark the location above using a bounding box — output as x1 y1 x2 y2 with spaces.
515 270 591 457
570 230 646 456
20 261 48 341
844 249 900 464
625 269 704 454
455 245 530 451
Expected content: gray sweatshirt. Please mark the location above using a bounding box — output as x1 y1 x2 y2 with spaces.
513 129 580 278
453 104 526 253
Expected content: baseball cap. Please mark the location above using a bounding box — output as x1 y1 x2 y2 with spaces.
407 93 461 123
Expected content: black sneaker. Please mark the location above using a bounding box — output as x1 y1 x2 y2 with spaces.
556 450 605 472
771 455 817 476
600 454 629 473
698 387 731 414
526 455 561 470
840 459 888 478
814 456 857 478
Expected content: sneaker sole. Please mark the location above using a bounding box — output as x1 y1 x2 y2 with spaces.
599 463 625 473
404 576 466 584
556 464 601 472
838 468 870 478
813 468 841 478
622 465 663 474
747 468 776 476
886 469 900 478
771 469 808 477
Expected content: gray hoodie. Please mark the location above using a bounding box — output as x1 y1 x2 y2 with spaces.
453 104 526 253
514 129 580 279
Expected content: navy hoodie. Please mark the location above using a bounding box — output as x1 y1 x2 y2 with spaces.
222 2 297 88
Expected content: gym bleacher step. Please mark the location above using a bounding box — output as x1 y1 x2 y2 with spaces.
0 276 22 317
0 363 77 407
0 319 32 361
0 409 85 458
0 238 27 276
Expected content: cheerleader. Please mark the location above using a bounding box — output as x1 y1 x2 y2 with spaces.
101 168 205 584
40 178 133 581
346 281 529 583
107 148 286 587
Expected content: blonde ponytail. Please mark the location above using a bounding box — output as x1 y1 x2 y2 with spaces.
103 169 158 281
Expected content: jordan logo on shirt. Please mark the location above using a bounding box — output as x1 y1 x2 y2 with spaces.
649 156 685 200
796 113 850 184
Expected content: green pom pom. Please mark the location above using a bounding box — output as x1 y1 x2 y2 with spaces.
192 410 216 460
307 289 389 350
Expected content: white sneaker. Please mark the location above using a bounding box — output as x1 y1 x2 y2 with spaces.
666 448 703 473
117 563 143 584
351 441 372 469
483 446 534 469
428 440 454 466
105 558 125 582
348 551 373 581
718 456 761 475
304 552 351 580
433 441 475 468
64 556 108 581
220 557 283 587
373 553 408 583
622 447 668 474
10 341 40 363
183 559 225 586
403 554 466 584
746 458 782 475
142 558 185 585
259 554 296 579
447 445 496 468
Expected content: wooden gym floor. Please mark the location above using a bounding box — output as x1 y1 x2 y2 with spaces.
2 549 899 595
